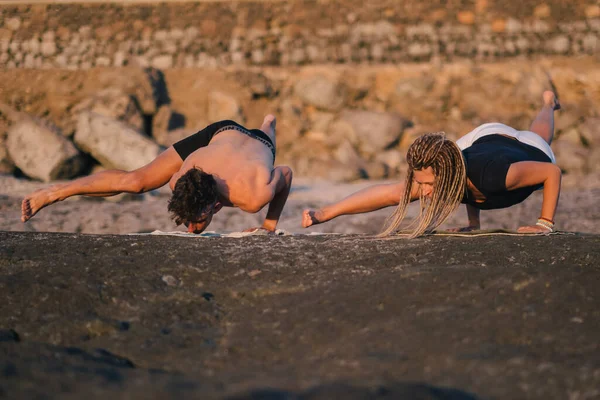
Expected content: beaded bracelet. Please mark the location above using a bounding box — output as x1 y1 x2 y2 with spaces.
538 217 555 224
536 218 555 232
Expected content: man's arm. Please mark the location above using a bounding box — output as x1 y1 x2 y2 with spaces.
505 161 562 233
260 166 293 232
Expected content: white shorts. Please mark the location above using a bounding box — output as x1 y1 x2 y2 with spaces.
455 123 556 164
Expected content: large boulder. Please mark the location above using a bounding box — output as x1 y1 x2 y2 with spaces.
553 140 591 175
579 117 600 147
207 91 244 123
336 109 410 157
0 130 15 174
294 74 347 111
68 88 145 136
74 112 160 171
6 119 84 182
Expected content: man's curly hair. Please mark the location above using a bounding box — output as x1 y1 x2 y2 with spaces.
168 168 218 226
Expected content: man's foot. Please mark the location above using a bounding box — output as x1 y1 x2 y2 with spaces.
302 209 325 228
260 114 276 139
21 189 56 222
543 91 561 111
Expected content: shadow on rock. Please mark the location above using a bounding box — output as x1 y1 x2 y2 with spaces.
228 382 480 400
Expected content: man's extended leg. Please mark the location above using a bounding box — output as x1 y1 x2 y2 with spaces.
529 91 560 145
21 147 183 222
260 114 276 148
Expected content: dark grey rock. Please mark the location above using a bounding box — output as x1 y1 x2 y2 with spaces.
0 231 599 399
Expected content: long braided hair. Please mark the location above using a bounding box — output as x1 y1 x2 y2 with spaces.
379 132 467 238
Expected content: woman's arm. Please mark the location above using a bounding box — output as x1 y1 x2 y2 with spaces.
505 161 562 233
302 182 416 227
448 203 481 232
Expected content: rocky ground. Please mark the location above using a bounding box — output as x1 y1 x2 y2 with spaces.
0 230 599 399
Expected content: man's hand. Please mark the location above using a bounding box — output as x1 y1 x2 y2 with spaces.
517 225 552 234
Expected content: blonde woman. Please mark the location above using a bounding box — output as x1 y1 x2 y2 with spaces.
302 91 561 237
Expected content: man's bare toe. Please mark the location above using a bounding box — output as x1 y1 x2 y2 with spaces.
263 114 276 127
21 189 53 223
21 199 32 222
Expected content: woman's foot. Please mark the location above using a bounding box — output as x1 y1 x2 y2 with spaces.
543 90 561 111
21 188 56 222
302 209 325 228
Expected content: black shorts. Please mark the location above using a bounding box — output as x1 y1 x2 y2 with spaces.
173 120 275 160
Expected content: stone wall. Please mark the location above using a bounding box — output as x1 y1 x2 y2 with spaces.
1 1 600 69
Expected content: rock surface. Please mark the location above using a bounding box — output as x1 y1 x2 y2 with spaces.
0 231 598 399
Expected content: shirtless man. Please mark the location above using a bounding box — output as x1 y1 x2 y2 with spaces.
21 115 293 234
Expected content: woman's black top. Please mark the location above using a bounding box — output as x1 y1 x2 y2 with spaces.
461 135 552 210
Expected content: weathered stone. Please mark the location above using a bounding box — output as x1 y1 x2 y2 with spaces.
408 42 432 58
75 112 160 171
151 105 173 144
113 51 126 67
586 5 600 19
582 34 598 52
553 141 591 174
579 117 600 147
0 29 10 42
70 88 145 137
28 37 40 55
334 140 364 167
6 119 84 182
42 31 55 43
207 91 244 123
5 17 21 31
294 74 347 111
95 56 111 67
290 48 306 64
40 41 57 56
23 53 35 68
457 11 475 25
533 4 551 19
169 28 184 41
0 131 15 174
491 19 506 33
547 35 570 53
307 110 335 135
337 109 408 156
151 55 173 70
153 126 192 148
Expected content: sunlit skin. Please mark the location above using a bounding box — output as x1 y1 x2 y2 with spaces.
412 168 435 199
184 201 223 234
21 115 293 234
302 91 561 234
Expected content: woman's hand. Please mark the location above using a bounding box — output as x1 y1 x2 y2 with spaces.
447 225 480 233
517 225 552 234
243 227 275 234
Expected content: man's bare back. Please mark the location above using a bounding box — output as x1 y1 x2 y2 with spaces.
21 115 293 234
170 116 277 212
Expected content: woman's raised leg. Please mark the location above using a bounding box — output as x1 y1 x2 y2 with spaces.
529 91 561 145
